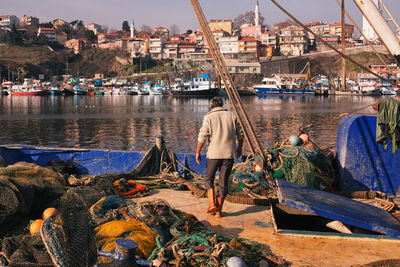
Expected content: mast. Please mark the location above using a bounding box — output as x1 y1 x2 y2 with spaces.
341 0 346 91
353 0 400 64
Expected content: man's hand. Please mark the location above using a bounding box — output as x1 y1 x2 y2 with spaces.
236 138 244 158
196 152 201 165
195 142 204 165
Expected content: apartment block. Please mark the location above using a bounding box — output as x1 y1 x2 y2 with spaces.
279 25 308 56
19 15 39 27
208 20 232 35
0 15 19 28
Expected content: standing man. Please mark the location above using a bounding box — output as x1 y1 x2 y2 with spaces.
196 97 244 218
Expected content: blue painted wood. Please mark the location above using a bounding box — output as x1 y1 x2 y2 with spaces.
276 179 400 238
0 144 208 176
336 114 400 196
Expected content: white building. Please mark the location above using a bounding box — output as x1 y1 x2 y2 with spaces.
259 32 277 47
362 0 380 42
0 15 19 28
216 36 239 57
149 37 166 59
128 39 147 58
85 23 103 34
38 27 56 42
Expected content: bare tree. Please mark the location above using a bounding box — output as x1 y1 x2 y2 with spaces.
102 25 109 33
273 19 296 33
233 11 266 30
140 24 152 33
170 24 180 35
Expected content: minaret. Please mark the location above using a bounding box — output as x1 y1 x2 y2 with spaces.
255 0 260 26
130 19 135 38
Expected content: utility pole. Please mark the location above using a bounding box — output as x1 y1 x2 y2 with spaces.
341 0 346 91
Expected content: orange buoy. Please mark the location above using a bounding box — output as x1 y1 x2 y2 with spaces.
42 207 59 220
30 219 44 235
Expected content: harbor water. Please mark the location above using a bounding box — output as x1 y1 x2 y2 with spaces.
0 95 378 153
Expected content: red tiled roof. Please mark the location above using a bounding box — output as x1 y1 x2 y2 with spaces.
306 21 322 26
210 20 232 23
240 38 257 42
0 15 15 18
39 28 56 31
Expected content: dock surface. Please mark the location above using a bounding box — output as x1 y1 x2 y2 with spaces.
139 189 400 267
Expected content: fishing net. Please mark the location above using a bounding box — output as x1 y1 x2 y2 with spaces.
90 197 288 266
0 162 67 237
264 145 336 191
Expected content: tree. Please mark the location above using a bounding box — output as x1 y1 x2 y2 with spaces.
0 25 23 45
140 24 152 33
122 21 130 32
273 19 296 32
77 20 84 28
170 24 180 35
233 11 265 30
39 22 54 28
70 20 78 27
186 29 193 34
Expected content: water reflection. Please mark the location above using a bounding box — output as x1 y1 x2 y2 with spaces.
0 95 377 153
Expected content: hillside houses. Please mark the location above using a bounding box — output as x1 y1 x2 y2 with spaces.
0 13 358 63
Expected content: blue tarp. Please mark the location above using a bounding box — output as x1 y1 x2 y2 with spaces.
276 179 400 238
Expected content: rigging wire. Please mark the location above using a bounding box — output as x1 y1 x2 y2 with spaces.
269 0 400 88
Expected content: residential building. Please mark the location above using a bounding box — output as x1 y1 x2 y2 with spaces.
216 36 239 58
260 44 273 58
56 32 67 44
306 21 330 45
226 61 261 74
330 22 355 39
240 24 266 38
370 64 400 76
19 15 39 27
85 23 103 34
0 15 19 28
65 38 90 54
259 31 277 47
127 39 147 57
239 38 261 59
163 41 179 59
279 25 308 56
193 31 205 46
174 53 214 68
38 27 56 42
149 37 166 59
153 27 169 39
208 20 232 35
98 33 121 44
178 43 196 58
317 34 340 45
51 19 70 28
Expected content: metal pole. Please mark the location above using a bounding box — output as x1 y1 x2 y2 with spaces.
379 0 400 33
353 0 400 63
341 0 346 91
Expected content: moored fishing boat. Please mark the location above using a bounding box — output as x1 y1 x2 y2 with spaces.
253 75 315 96
164 74 218 97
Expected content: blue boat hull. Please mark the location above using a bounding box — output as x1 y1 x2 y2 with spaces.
336 114 400 196
254 87 315 95
0 144 207 176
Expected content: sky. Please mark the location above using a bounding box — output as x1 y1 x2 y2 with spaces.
2 0 400 33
